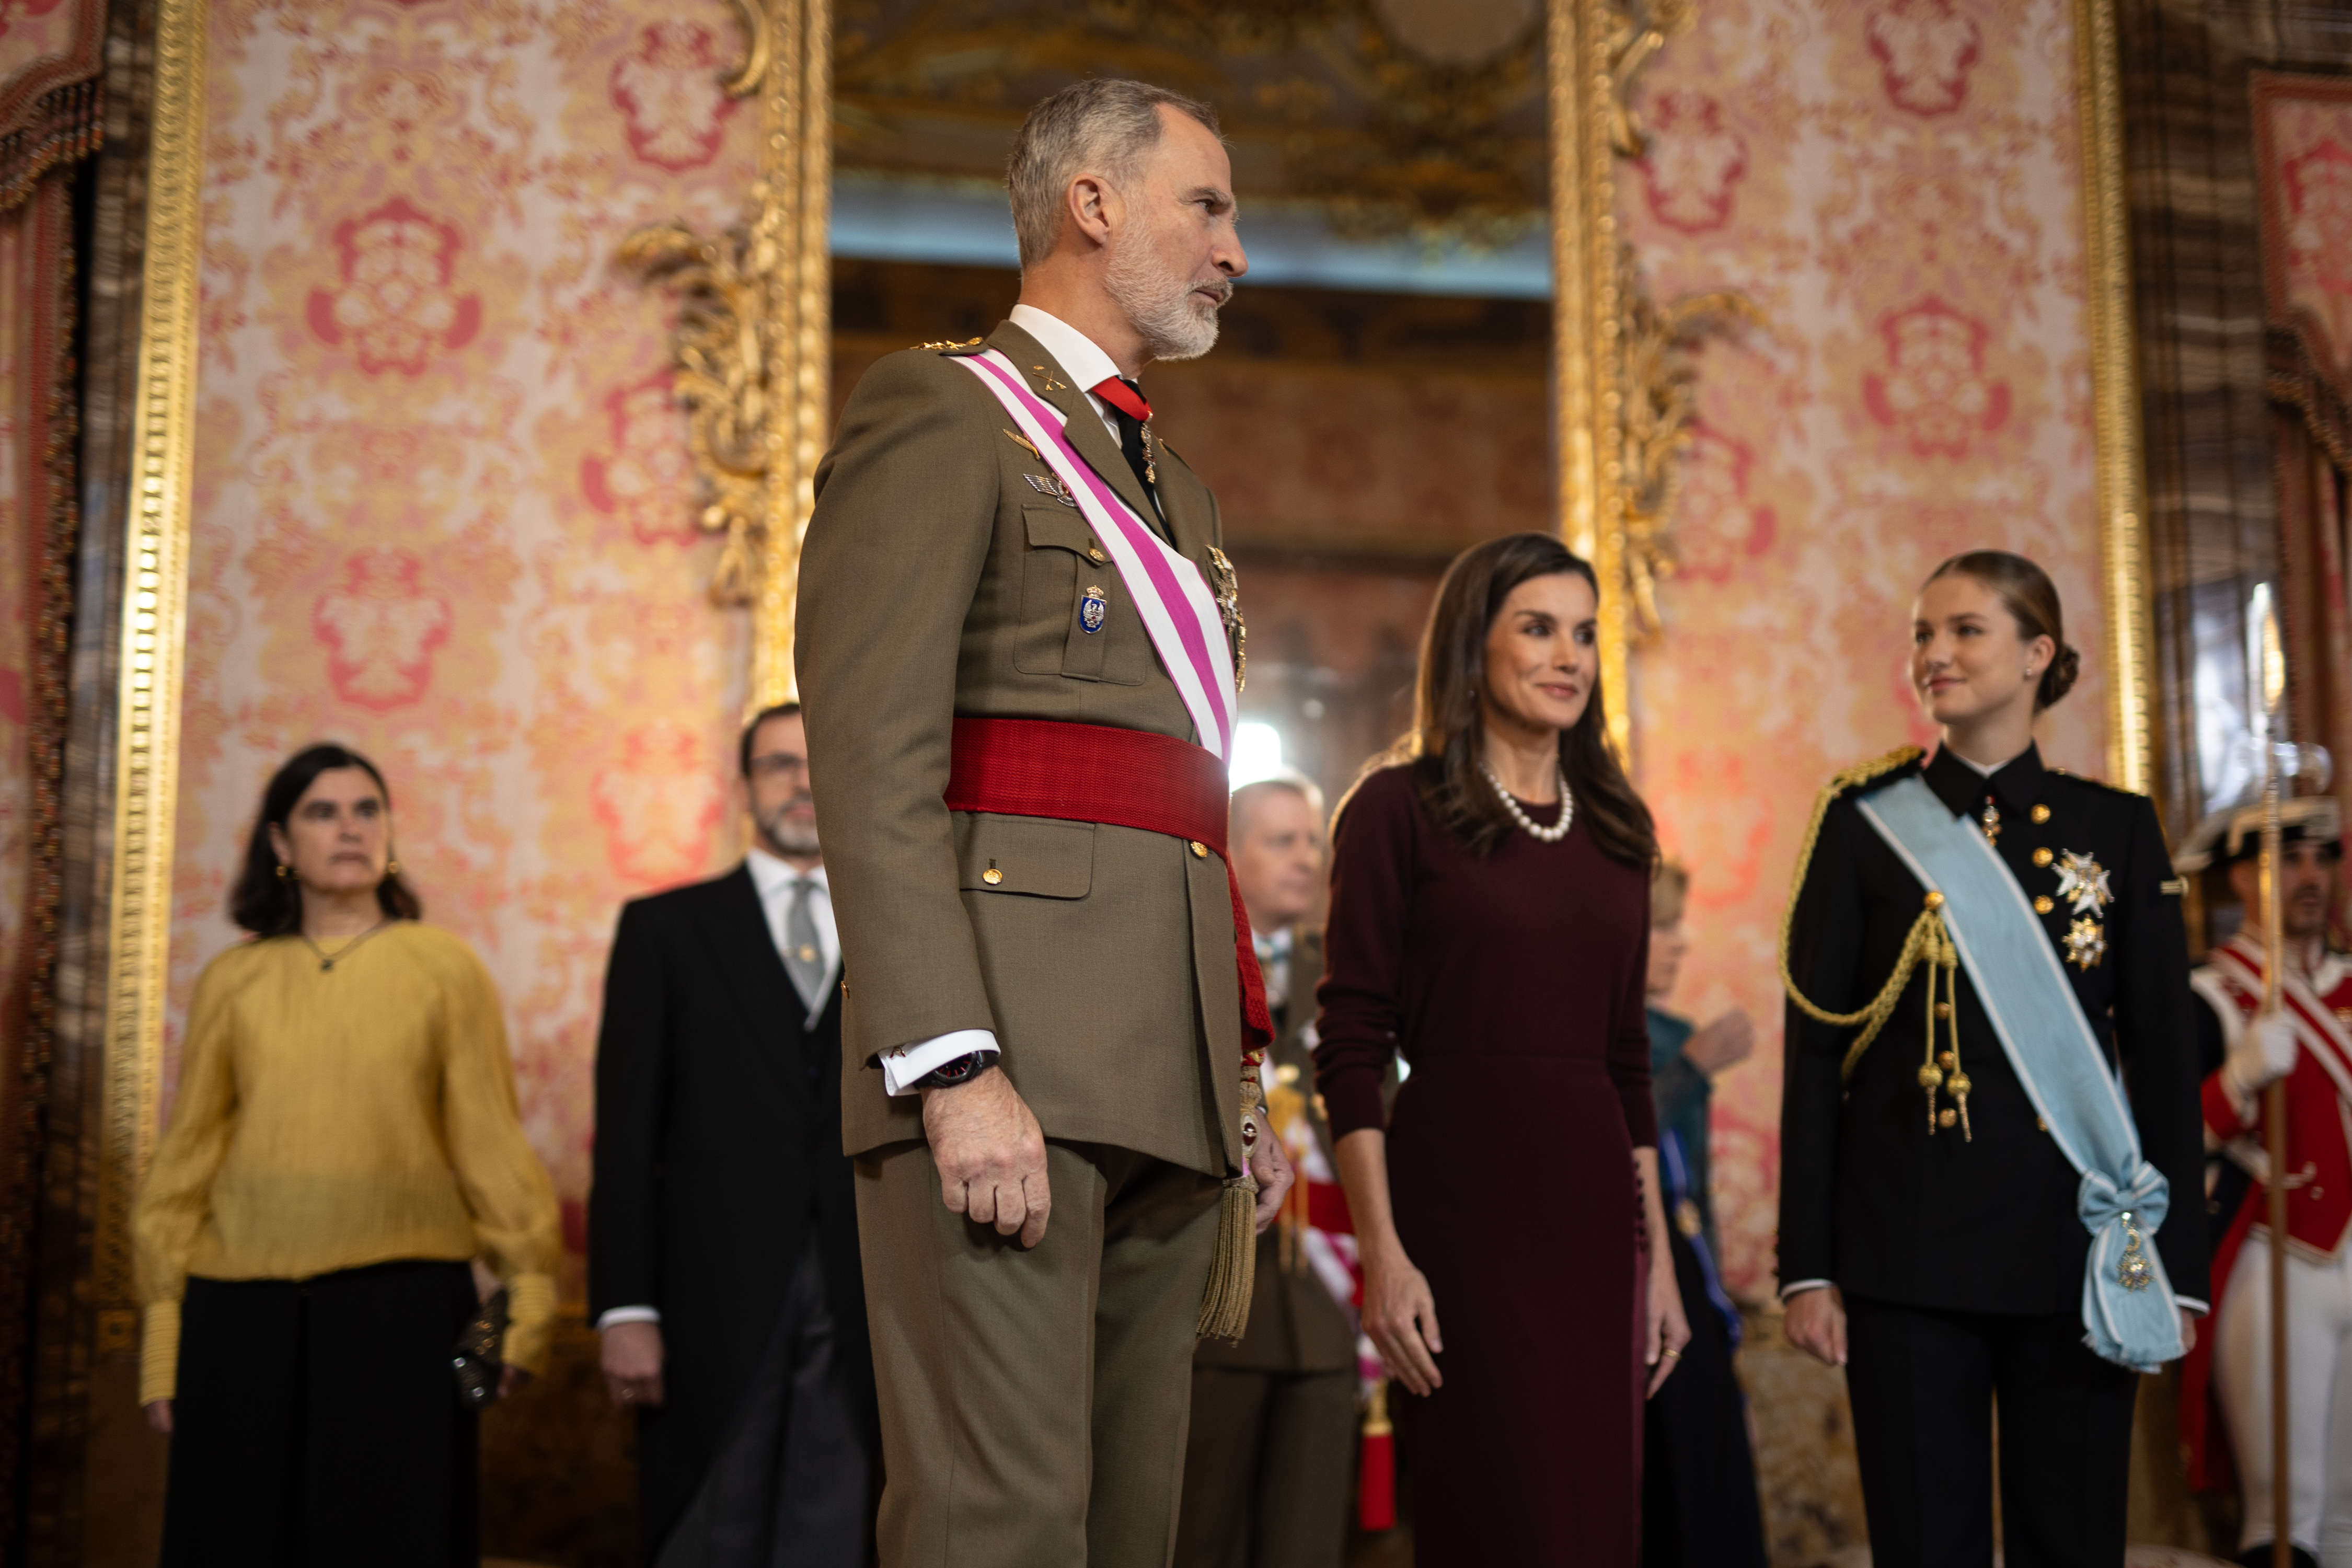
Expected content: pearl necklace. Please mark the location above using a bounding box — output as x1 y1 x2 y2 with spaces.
1482 760 1574 843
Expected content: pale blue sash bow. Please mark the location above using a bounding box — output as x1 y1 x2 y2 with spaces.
1855 776 2185 1372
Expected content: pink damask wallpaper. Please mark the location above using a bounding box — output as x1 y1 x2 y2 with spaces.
2256 72 2352 388
174 0 761 1266
1625 0 2110 1298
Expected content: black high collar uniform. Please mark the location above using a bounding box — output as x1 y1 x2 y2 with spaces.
1779 743 2210 1313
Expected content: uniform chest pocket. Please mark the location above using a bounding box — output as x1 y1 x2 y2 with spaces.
1014 503 1151 685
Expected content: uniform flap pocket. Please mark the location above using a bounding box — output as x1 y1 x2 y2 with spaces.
1023 503 1096 555
955 812 1096 899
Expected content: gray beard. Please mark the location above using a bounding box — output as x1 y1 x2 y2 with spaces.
756 801 820 858
1105 237 1224 362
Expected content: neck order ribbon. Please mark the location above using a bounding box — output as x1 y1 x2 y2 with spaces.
1855 775 2185 1372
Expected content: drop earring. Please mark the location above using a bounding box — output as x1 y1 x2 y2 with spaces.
275 862 290 880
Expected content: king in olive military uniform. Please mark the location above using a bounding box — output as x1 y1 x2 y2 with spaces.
797 316 1254 1568
1779 741 2209 1568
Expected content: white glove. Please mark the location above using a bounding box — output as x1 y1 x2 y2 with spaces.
2226 1013 2299 1103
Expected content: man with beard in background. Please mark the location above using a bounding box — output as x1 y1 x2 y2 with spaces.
796 76 1294 1568
591 702 880 1567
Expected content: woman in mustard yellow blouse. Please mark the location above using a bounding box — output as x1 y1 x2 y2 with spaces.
132 743 560 1565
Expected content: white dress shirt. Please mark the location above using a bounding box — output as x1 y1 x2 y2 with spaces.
873 307 1139 1099
596 850 841 1332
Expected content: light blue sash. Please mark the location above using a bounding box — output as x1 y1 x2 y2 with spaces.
1854 776 2185 1372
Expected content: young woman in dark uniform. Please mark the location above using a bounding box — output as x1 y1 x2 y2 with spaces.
1778 550 2209 1568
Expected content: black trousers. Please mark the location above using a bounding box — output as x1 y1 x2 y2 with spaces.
1642 1229 1767 1568
1173 1364 1356 1568
1843 1294 2140 1568
160 1259 480 1568
655 1240 878 1568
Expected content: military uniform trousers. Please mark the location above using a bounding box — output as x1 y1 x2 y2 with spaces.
1841 1294 2140 1568
857 1137 1224 1568
1174 1225 1358 1568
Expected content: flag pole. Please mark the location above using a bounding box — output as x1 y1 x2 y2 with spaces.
2257 598 2291 1568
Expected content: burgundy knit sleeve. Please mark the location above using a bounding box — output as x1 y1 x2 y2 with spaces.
1610 886 1659 1148
1312 767 1417 1141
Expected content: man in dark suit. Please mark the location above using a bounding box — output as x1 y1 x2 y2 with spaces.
1178 774 1357 1568
590 703 878 1567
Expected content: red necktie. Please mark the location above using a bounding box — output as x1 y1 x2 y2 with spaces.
1089 376 1151 423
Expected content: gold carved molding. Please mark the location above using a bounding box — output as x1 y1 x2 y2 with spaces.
625 0 833 709
97 0 207 1322
2072 0 2154 795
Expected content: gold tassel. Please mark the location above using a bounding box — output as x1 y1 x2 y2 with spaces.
1196 1173 1259 1340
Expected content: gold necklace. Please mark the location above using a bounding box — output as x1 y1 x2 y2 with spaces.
301 919 391 973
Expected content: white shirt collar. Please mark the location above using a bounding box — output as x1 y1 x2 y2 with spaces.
1008 304 1123 399
746 844 825 897
1949 748 2031 778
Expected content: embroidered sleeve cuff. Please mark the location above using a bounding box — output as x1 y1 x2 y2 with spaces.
140 1299 181 1407
881 1029 1001 1096
596 1306 661 1331
1778 1278 1833 1302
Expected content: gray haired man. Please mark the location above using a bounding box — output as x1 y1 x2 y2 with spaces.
797 78 1293 1568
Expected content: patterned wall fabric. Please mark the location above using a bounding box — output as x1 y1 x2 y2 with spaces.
178 1 764 1266
1622 0 2110 1299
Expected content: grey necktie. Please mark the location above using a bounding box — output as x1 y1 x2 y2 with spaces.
782 878 826 1014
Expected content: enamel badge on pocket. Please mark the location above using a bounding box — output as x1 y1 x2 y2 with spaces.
1080 585 1108 633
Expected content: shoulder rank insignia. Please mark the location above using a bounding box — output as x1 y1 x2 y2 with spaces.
2054 850 2113 915
916 337 985 351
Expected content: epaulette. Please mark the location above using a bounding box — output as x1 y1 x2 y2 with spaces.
913 337 986 353
1821 744 1926 802
2046 766 2144 799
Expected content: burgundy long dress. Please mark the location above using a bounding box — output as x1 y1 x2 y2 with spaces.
1315 764 1657 1565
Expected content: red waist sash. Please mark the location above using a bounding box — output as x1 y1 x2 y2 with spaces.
944 716 1272 1054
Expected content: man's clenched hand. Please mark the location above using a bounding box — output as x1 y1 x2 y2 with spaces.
923 1066 1051 1248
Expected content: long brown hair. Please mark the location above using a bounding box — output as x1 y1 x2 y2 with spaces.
1376 533 1657 864
1922 549 2081 711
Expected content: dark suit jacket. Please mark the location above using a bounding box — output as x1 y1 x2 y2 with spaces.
589 863 874 1553
1779 743 2210 1313
1196 929 1356 1374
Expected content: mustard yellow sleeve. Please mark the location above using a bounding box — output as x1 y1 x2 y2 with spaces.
430 932 563 1376
131 955 244 1404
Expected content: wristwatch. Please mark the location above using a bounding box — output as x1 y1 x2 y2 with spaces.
914 1050 999 1089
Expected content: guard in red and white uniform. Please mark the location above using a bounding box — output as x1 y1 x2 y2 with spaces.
2177 798 2352 1568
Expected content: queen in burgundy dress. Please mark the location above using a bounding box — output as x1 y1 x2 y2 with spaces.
1315 533 1690 1564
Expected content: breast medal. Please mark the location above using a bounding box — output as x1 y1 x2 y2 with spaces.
1205 546 1247 692
1024 472 1078 508
2054 850 2113 915
1080 586 1108 634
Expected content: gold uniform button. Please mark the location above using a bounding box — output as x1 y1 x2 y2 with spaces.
982 866 1004 885
2032 847 2054 867
2036 1116 2048 1132
1938 1050 1957 1070
2033 895 2055 914
2031 804 2051 824
1088 544 1108 562
1189 840 1209 858
1939 1108 1959 1129
1934 1002 1953 1020
1924 891 1945 910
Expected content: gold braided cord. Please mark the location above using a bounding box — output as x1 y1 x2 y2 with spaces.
1775 746 1938 1080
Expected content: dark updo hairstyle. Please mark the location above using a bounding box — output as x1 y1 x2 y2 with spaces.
1374 532 1658 866
228 743 422 937
1923 549 2081 711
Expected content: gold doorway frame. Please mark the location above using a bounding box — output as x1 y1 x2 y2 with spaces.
1544 0 2154 790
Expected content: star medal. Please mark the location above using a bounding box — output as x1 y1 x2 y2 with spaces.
2054 850 2112 916
1080 585 1108 635
1205 546 1247 691
2065 917 2106 971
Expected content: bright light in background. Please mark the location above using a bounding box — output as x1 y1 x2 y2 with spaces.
1230 722 1287 788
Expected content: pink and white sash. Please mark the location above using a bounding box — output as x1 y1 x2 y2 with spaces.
954 349 1239 762
2208 936 2352 1106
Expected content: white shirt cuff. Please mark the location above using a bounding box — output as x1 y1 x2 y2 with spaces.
1778 1278 1833 1302
2175 1295 2209 1316
880 1029 1000 1096
596 1306 661 1331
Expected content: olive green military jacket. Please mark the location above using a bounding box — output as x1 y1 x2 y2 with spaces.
796 320 1245 1178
